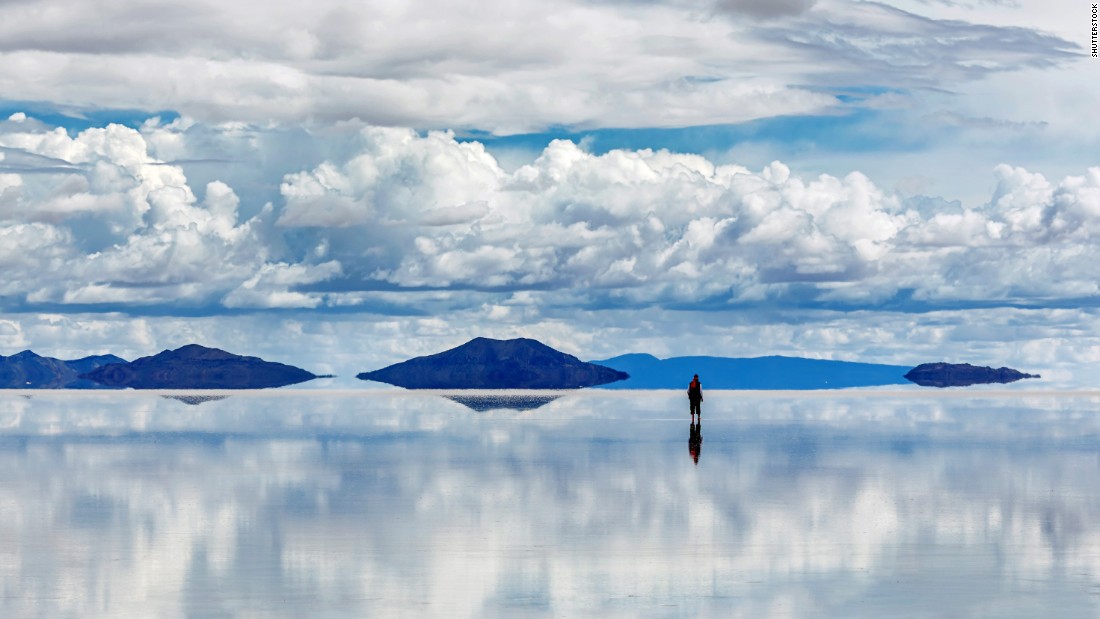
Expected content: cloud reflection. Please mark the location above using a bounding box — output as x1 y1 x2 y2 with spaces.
1 392 1099 617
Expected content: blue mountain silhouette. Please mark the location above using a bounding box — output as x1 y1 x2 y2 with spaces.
81 344 319 389
903 362 1039 387
589 353 912 390
358 337 628 389
0 350 127 388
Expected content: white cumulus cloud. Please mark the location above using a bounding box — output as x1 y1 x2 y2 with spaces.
0 119 341 309
262 125 1098 314
0 116 1097 383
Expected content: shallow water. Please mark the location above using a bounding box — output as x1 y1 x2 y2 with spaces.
2 390 1100 618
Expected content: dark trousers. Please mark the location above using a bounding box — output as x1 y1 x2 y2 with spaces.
690 399 701 416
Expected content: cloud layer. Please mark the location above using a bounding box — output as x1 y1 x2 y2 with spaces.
3 114 1100 316
0 0 1077 133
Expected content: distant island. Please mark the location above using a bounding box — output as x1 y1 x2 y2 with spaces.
0 350 127 389
590 353 913 390
80 344 320 389
903 363 1040 388
358 337 628 389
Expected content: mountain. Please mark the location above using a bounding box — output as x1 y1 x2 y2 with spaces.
357 337 629 389
589 353 913 390
903 363 1040 388
0 351 127 388
81 344 319 389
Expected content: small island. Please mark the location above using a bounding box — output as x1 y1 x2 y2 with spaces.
0 350 127 389
903 362 1040 388
358 337 629 389
81 344 321 389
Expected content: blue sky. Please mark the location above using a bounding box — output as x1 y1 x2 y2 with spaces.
0 0 1098 385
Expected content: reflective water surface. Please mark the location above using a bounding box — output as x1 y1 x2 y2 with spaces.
2 390 1100 618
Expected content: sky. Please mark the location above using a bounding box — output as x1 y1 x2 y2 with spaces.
0 0 1097 385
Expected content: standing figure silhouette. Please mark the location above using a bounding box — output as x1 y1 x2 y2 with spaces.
689 419 702 465
687 374 703 420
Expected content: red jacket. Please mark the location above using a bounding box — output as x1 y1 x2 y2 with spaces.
688 379 702 401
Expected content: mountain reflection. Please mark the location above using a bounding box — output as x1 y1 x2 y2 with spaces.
2 392 1100 617
443 394 561 412
162 394 231 406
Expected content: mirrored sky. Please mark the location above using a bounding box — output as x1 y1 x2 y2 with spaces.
3 392 1100 617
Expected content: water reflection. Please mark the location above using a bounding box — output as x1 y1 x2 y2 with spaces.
689 419 702 465
1 392 1100 617
443 393 561 412
162 394 231 406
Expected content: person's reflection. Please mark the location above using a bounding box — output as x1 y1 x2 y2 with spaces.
689 419 702 465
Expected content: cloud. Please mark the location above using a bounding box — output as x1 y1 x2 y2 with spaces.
276 127 504 228
268 126 1096 314
710 0 817 18
758 1 1078 88
222 261 343 309
0 223 73 295
0 0 832 132
0 0 1075 132
2 116 1100 319
592 0 818 19
0 119 341 309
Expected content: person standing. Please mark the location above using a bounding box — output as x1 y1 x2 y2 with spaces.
688 374 703 419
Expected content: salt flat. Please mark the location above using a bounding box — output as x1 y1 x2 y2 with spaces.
1 391 1099 618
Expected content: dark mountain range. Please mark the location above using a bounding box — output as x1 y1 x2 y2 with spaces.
81 344 319 389
589 353 913 390
903 363 1040 388
358 337 629 389
0 351 127 388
